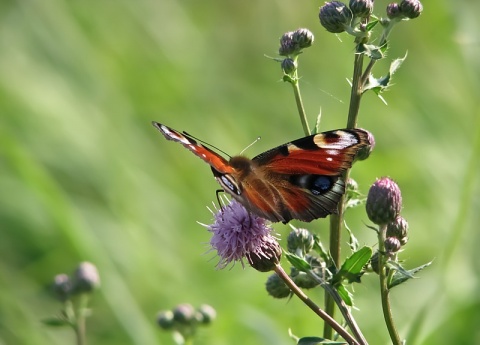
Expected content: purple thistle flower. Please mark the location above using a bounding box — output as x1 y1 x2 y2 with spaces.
200 200 279 269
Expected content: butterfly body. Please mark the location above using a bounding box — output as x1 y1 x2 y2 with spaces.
153 122 373 223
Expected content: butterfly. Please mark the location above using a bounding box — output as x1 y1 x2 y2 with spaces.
152 122 373 223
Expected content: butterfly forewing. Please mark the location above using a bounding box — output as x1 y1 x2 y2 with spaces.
253 129 369 175
152 122 234 174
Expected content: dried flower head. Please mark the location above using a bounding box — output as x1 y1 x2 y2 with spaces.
202 200 278 269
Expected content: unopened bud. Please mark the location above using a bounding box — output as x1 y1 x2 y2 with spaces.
72 262 100 294
319 1 353 34
366 177 402 225
247 238 282 272
349 0 374 18
266 273 291 298
286 227 314 254
399 0 423 19
386 216 409 246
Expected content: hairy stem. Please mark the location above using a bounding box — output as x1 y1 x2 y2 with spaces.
291 74 311 135
325 46 365 339
308 271 368 345
274 265 360 345
378 224 402 345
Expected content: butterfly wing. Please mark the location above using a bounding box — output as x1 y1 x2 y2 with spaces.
152 122 234 174
235 129 372 222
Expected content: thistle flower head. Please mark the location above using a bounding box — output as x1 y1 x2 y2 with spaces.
202 200 279 269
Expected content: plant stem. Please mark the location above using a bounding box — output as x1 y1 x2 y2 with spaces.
378 224 402 345
325 45 365 339
307 271 368 345
290 70 311 135
74 294 89 345
274 265 360 345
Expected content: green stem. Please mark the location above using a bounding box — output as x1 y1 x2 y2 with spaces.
274 265 360 345
378 224 402 345
307 271 368 345
290 69 311 135
74 294 89 345
325 45 365 339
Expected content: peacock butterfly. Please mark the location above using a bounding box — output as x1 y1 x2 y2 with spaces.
152 122 373 223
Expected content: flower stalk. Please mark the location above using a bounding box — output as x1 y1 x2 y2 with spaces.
378 224 402 345
273 264 360 345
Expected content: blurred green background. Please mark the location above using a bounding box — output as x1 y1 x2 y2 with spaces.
1 1 479 344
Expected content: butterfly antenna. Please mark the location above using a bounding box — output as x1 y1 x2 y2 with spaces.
240 136 261 155
183 131 231 158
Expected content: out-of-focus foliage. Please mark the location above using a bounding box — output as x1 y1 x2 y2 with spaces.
0 1 479 344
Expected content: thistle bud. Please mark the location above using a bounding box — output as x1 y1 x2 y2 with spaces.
72 262 100 294
266 273 291 298
384 236 401 254
279 32 296 56
319 1 353 34
386 3 402 19
197 304 216 325
173 303 196 324
349 0 374 18
286 227 314 254
386 216 409 246
281 58 297 75
356 130 375 161
292 270 319 289
292 28 314 49
52 273 71 302
366 177 402 225
157 310 175 330
247 237 282 272
399 0 423 19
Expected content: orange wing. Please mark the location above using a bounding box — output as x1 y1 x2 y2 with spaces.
152 122 234 174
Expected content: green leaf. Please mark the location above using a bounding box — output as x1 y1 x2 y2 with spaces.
388 260 433 289
312 235 333 266
332 246 372 285
344 222 359 252
358 43 387 60
41 317 70 327
336 284 354 307
389 52 408 76
298 336 347 345
285 252 312 271
363 52 407 99
365 19 379 32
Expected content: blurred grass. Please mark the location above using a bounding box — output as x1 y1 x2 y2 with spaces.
0 1 479 344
